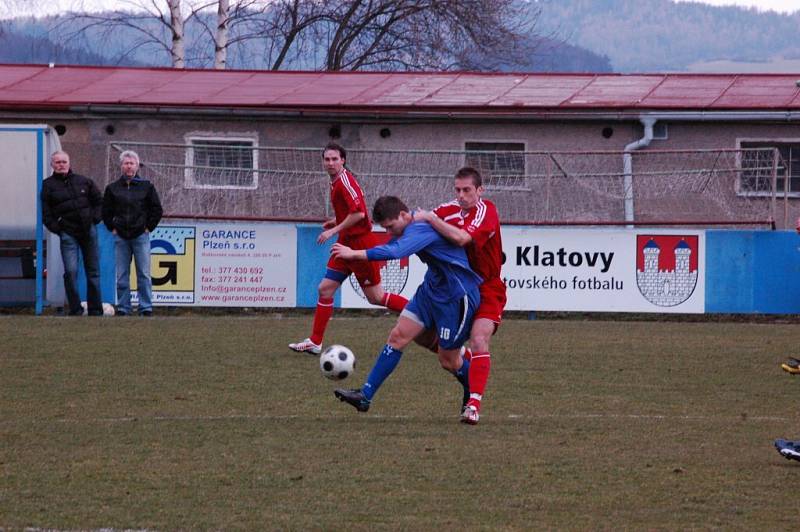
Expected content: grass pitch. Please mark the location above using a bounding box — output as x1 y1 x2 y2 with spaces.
1 314 799 529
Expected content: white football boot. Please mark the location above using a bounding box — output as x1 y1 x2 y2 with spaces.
288 338 322 355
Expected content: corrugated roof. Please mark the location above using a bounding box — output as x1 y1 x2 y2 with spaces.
1 64 799 112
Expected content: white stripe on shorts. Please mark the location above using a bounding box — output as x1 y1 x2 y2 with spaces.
454 294 469 342
400 307 424 327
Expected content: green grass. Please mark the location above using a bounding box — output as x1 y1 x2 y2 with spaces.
1 315 799 529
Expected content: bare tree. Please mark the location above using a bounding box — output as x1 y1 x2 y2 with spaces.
222 0 330 70
219 0 538 71
317 0 539 71
256 0 328 70
189 0 328 70
213 0 228 68
168 0 186 68
192 0 278 69
52 0 220 68
192 0 258 69
48 0 540 72
56 0 264 69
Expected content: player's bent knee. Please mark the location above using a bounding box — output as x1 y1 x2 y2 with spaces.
439 360 457 372
413 328 438 351
387 326 412 350
470 334 491 352
317 279 339 298
437 351 460 372
470 319 495 351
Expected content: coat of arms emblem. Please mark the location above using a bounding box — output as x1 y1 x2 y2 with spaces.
636 235 699 307
349 232 409 300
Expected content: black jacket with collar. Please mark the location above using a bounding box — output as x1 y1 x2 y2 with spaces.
102 175 163 240
40 170 102 237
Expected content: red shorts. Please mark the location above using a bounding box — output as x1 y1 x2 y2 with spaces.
327 232 382 288
475 277 507 328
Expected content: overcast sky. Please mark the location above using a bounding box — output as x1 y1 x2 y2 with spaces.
2 0 798 17
674 0 799 12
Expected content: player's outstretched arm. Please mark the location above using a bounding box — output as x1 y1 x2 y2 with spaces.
366 223 439 261
318 212 365 244
331 243 367 261
415 209 472 247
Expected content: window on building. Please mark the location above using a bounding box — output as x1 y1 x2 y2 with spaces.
464 142 526 177
739 141 800 196
652 122 668 140
185 137 258 189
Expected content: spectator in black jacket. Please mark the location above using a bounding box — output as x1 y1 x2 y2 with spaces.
41 150 103 316
102 150 163 316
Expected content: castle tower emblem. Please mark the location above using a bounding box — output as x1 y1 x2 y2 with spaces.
636 235 699 307
350 231 409 300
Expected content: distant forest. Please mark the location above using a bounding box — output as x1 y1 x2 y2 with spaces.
1 0 798 73
0 31 142 67
535 0 800 72
0 7 612 73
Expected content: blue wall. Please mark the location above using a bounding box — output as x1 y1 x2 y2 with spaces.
706 230 800 314
69 226 116 304
295 224 338 308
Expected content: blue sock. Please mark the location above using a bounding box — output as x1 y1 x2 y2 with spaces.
362 344 403 401
454 356 470 389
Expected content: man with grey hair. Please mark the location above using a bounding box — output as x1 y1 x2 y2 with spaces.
102 150 163 316
40 150 103 316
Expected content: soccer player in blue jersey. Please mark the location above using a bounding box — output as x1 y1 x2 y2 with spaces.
330 195 482 417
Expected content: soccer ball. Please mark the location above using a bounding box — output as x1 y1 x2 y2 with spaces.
80 301 116 316
319 345 356 381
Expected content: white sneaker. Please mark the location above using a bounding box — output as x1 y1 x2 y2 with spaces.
775 439 800 461
289 338 322 355
460 405 480 425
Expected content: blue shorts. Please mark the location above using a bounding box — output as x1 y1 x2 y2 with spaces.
401 282 479 350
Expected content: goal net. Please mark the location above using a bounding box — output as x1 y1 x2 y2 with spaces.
105 143 787 228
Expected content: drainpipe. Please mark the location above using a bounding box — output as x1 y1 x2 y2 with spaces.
623 117 656 223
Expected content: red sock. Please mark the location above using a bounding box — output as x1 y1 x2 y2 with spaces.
468 351 491 409
382 292 408 313
310 297 334 345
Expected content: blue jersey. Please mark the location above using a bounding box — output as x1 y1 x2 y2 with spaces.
366 219 482 303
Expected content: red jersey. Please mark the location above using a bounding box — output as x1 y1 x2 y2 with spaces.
433 198 503 282
330 168 372 241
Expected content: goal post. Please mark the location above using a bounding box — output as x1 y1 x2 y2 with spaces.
106 142 785 228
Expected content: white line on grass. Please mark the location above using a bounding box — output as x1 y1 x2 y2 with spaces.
507 413 790 421
24 412 792 424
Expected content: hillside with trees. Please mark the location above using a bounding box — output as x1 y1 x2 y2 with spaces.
1 0 796 73
535 0 800 72
0 0 611 72
0 29 142 66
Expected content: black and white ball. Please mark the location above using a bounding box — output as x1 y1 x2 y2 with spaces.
319 344 356 381
80 301 116 316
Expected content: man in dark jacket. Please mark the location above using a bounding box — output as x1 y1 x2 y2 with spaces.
41 150 103 316
102 150 163 316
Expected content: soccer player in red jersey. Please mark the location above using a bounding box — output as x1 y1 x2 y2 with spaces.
414 167 506 424
289 143 408 355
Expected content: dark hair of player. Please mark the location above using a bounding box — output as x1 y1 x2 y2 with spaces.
455 166 483 188
372 196 409 223
323 142 347 161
